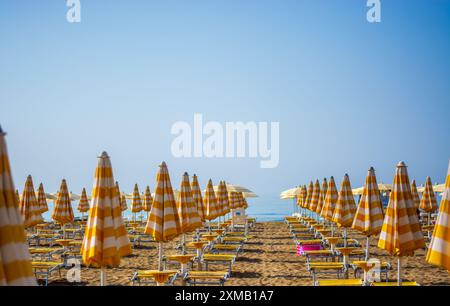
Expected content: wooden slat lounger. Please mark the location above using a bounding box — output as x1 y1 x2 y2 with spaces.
202 254 236 274
184 271 230 286
315 279 363 286
130 270 178 286
31 261 64 286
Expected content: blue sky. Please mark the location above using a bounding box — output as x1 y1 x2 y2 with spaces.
1 1 449 212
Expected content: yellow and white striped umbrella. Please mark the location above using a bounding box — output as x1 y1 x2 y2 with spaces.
142 186 153 212
411 180 421 209
191 174 206 221
228 191 237 210
144 162 182 242
221 181 230 215
19 175 44 228
321 176 338 221
0 127 36 285
309 179 320 213
352 167 384 236
130 184 143 213
426 160 450 271
214 181 224 217
120 195 127 212
316 178 327 214
77 188 90 213
81 152 132 272
296 185 306 207
378 161 425 256
52 179 74 225
419 176 438 213
332 174 357 228
115 182 127 212
204 179 219 220
176 172 202 233
217 181 230 216
36 183 48 213
304 181 314 209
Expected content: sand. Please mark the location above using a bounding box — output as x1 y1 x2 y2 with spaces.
45 222 450 286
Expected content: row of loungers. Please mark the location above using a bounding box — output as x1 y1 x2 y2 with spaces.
284 216 419 286
131 219 255 286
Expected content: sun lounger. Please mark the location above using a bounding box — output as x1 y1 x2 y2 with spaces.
202 254 236 274
315 279 363 286
29 247 64 261
222 236 247 244
130 270 178 286
307 262 346 283
351 261 391 282
184 271 230 286
371 281 419 286
32 261 65 286
303 250 335 263
210 244 242 255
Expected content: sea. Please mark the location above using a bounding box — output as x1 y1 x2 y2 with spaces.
40 193 443 223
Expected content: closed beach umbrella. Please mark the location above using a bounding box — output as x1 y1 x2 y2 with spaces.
115 182 127 212
120 195 127 212
204 179 219 222
304 181 314 215
81 152 132 286
426 161 450 271
77 188 90 221
191 174 205 221
0 127 36 285
228 191 237 210
378 161 425 285
321 176 338 221
297 185 306 207
130 184 142 222
332 174 357 228
411 180 420 210
332 174 356 247
316 179 327 215
19 175 44 228
352 167 384 260
144 162 182 270
177 173 202 233
214 181 224 219
142 186 153 217
52 179 74 225
37 183 48 213
309 179 321 215
221 181 230 217
419 177 438 215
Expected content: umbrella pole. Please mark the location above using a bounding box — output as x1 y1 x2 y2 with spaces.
343 228 347 247
182 234 186 254
158 242 164 271
365 236 370 261
100 267 106 286
428 212 431 225
397 257 402 286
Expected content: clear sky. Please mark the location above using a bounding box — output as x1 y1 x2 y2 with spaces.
1 1 449 208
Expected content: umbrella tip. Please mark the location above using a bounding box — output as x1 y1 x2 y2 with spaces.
0 125 5 135
184 171 189 176
160 161 167 167
369 166 375 171
397 161 407 167
99 151 109 158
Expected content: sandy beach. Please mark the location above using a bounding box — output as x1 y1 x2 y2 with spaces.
44 221 450 286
